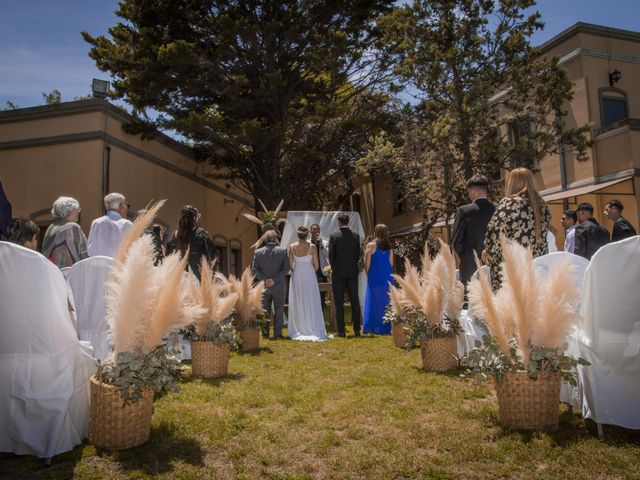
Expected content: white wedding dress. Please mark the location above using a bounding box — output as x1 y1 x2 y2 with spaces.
288 244 327 341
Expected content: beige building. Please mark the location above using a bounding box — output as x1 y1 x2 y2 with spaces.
358 22 640 247
0 98 258 275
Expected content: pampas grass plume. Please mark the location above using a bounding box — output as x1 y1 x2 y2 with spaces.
113 200 166 267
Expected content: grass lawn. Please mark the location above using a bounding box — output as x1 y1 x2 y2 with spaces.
2 328 639 480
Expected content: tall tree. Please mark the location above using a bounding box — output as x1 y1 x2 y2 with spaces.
83 0 391 212
361 0 589 228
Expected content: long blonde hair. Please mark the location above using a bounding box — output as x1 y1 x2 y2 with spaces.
505 167 543 242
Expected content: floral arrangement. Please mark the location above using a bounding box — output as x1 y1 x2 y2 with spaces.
241 199 286 233
183 258 239 348
388 239 464 347
102 201 206 403
226 268 267 330
461 237 589 384
322 265 332 281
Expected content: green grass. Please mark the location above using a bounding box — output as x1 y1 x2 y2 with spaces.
2 331 639 480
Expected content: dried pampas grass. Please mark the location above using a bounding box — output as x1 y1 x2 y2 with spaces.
190 258 238 336
113 200 166 267
228 268 265 324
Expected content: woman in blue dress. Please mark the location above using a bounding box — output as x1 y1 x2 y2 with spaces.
363 224 394 335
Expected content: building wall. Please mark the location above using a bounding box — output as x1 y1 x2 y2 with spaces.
0 99 257 273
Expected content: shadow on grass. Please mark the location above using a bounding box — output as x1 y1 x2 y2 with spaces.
96 421 204 475
238 346 274 356
410 365 464 377
0 446 83 479
181 372 246 387
491 409 640 446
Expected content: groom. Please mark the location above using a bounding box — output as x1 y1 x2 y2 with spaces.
329 213 361 337
252 230 290 339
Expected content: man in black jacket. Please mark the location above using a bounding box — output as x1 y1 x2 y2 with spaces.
574 202 610 260
604 199 637 242
452 175 495 287
329 213 361 337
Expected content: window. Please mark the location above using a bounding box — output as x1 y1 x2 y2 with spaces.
599 87 628 128
392 179 406 216
229 239 243 277
350 193 361 214
213 235 229 276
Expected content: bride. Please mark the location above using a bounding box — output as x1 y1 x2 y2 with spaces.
287 226 327 341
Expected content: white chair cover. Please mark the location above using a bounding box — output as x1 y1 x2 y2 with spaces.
533 252 589 407
577 236 640 429
67 256 113 361
0 242 97 458
457 266 490 356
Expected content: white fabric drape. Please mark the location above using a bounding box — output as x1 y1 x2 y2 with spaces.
282 211 367 307
67 256 113 361
0 242 96 458
577 236 640 429
456 266 490 356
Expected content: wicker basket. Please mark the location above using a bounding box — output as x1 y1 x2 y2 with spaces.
392 323 410 348
191 341 230 377
495 371 561 431
239 327 260 352
420 337 458 372
89 375 154 450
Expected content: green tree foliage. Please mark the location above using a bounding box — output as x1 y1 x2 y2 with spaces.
362 0 590 225
82 0 392 211
42 89 62 105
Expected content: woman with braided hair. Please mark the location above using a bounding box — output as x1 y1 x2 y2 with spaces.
166 205 216 280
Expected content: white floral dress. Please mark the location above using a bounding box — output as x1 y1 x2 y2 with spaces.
483 193 551 290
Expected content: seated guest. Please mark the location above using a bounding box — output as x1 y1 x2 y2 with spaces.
561 209 577 253
42 196 89 268
87 192 132 257
574 202 609 260
604 199 637 242
6 217 39 250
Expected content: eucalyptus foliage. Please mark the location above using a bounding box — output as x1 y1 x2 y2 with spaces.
183 317 239 350
461 335 590 384
99 345 182 404
233 312 269 330
404 309 462 348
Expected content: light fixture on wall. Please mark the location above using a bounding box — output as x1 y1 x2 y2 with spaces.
92 79 110 98
608 69 621 87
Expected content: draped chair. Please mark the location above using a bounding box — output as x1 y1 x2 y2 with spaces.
533 252 589 408
67 256 113 361
577 236 640 436
0 242 96 460
456 265 491 356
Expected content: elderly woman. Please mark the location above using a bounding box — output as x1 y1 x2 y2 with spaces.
42 196 89 268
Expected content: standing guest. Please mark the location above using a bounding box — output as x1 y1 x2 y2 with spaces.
561 209 577 253
452 175 495 287
287 226 327 341
483 167 550 290
0 180 12 238
166 205 215 280
574 202 610 260
153 224 166 259
6 218 39 250
252 230 290 339
87 192 132 257
329 213 362 337
310 223 329 282
42 196 89 268
604 199 637 242
363 224 394 335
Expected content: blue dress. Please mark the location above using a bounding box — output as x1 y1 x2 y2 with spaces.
363 246 394 334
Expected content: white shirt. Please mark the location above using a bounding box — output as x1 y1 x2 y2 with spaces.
87 210 133 257
546 230 558 253
312 238 329 272
564 225 576 253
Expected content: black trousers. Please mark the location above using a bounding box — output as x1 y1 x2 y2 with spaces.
332 275 361 335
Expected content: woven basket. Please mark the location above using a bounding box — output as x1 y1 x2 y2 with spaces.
89 375 154 450
191 341 230 378
420 337 458 372
392 324 410 348
495 371 561 431
239 327 260 352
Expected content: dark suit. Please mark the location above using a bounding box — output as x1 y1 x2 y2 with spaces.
452 198 495 286
329 226 361 336
574 218 610 260
252 242 290 337
612 217 637 242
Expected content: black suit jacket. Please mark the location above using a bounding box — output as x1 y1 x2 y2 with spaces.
612 217 637 242
574 218 610 260
329 227 360 279
452 198 496 285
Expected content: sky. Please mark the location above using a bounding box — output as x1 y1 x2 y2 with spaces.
1 0 639 110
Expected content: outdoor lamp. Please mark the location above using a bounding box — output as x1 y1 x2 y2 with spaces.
92 79 111 98
608 69 621 87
